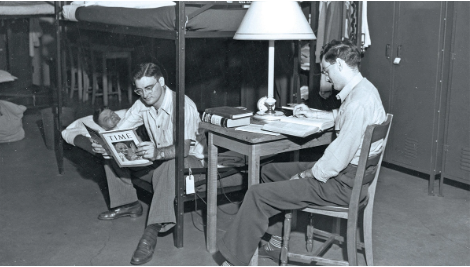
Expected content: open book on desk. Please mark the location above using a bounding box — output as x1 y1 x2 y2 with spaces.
261 116 334 138
235 124 281 136
83 123 152 168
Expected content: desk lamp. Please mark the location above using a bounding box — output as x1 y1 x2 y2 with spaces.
234 1 316 121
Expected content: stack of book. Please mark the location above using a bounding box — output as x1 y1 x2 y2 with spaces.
202 106 253 128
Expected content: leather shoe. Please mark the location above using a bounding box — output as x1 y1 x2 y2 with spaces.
98 201 143 220
258 243 281 263
130 224 161 265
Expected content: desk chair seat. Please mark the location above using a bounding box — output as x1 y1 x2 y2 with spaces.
281 114 393 266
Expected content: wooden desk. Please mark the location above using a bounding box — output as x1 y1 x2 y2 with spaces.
200 122 334 264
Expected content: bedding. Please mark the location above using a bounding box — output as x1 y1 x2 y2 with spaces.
70 1 176 9
0 100 27 143
0 1 54 16
62 4 248 32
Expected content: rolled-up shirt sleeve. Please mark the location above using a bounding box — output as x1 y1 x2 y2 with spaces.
61 116 95 145
184 99 201 142
115 103 144 130
311 104 368 182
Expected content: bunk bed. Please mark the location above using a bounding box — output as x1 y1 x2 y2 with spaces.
53 1 250 249
0 1 55 107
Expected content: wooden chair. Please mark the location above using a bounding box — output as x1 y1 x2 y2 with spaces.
63 40 89 102
87 44 133 106
281 114 393 266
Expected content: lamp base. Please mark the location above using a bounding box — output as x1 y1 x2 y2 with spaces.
254 110 285 121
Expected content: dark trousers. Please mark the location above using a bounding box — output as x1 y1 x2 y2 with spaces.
218 161 374 266
104 156 204 232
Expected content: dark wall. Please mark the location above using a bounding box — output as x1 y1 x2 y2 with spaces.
0 19 32 91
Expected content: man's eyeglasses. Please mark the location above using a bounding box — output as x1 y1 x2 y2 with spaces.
134 82 157 96
321 63 335 76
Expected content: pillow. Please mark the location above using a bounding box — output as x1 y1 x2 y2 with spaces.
0 70 18 83
0 100 27 143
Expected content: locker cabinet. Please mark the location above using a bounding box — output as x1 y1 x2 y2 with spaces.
361 2 452 195
439 3 470 195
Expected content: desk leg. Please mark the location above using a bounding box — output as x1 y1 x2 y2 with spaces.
102 57 108 106
207 132 218 254
247 146 260 266
247 146 261 187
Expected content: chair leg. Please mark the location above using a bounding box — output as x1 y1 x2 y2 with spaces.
83 72 90 102
70 68 76 99
363 205 374 265
77 60 83 101
333 217 341 241
102 57 108 106
306 213 314 252
91 52 97 105
281 211 292 266
127 55 133 104
346 218 358 265
117 74 122 103
92 73 98 105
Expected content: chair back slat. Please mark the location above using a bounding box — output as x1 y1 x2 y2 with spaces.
364 154 380 169
370 120 391 144
349 114 393 212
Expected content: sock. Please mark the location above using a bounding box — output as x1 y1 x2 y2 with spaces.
143 223 162 241
221 260 233 266
265 235 282 251
146 223 162 232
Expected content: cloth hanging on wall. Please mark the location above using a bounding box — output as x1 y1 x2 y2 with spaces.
315 1 371 63
29 18 43 57
362 1 371 48
315 1 371 97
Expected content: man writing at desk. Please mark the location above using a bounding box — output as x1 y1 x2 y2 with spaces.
218 39 387 266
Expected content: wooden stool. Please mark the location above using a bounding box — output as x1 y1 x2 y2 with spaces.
88 44 133 106
65 43 88 101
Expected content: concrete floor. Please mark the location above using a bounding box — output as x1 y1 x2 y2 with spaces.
0 105 469 266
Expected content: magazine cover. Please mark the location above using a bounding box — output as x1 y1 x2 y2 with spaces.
83 123 152 168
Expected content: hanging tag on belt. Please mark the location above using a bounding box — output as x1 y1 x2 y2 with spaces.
186 168 195 194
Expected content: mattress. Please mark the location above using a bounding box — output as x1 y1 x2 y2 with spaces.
62 4 248 32
0 1 54 16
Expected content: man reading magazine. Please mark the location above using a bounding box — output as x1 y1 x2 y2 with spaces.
90 62 205 265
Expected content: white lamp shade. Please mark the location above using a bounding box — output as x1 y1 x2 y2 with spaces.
234 1 316 40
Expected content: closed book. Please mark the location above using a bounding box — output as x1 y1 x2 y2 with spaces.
202 112 251 128
204 106 253 119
